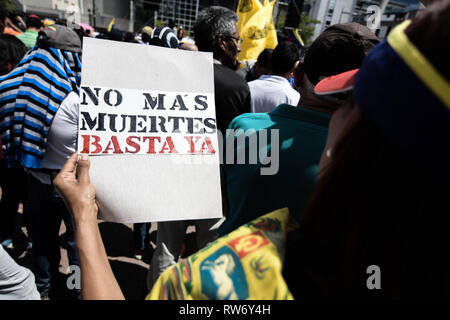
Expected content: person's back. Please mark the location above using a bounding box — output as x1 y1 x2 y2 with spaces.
249 42 300 113
285 1 450 299
214 63 252 133
219 105 330 235
220 22 380 236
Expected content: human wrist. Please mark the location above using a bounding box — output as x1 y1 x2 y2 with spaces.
72 206 98 226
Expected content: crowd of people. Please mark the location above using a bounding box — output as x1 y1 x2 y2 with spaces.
0 0 449 300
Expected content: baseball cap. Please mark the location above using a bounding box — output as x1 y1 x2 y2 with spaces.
38 24 81 52
314 69 359 95
304 22 379 85
27 14 41 20
314 20 450 185
150 27 179 49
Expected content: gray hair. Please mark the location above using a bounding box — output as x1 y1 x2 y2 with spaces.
193 6 238 52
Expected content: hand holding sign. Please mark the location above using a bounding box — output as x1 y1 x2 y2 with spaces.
78 37 222 223
53 153 98 224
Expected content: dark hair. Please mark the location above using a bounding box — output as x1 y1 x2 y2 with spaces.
26 16 43 29
270 41 299 75
193 6 238 52
108 28 124 42
285 2 450 299
256 48 273 69
0 34 27 75
149 27 179 48
141 32 150 43
304 23 379 85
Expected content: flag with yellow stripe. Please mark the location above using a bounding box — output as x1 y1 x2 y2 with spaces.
237 0 278 62
107 18 115 32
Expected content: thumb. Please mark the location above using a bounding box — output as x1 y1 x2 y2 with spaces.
77 153 91 186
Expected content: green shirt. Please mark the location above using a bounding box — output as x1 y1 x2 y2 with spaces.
16 29 38 50
219 104 331 236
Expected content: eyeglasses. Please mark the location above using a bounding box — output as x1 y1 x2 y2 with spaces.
225 35 243 45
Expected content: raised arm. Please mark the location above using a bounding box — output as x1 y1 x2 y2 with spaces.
53 153 125 300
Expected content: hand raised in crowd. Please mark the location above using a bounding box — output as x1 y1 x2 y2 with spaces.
54 152 125 300
53 152 98 224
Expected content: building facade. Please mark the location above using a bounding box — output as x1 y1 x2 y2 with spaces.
15 0 133 31
305 0 357 40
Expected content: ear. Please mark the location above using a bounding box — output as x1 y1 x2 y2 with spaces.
293 61 304 88
216 34 228 53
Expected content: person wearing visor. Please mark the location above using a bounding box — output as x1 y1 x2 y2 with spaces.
284 0 450 299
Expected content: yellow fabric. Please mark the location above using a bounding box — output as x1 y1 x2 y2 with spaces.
146 208 296 300
107 18 115 33
388 20 450 110
237 0 278 62
293 29 305 47
43 19 55 27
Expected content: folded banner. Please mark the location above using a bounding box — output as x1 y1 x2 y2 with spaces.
79 38 223 223
237 0 278 62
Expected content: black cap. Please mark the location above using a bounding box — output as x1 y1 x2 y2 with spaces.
304 22 380 85
149 27 179 48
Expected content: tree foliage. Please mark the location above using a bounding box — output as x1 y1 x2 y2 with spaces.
297 12 320 46
0 0 15 15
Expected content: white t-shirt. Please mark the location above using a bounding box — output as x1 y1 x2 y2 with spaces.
30 91 79 185
249 75 300 113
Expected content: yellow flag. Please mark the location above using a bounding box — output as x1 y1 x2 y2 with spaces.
107 18 115 32
237 0 278 62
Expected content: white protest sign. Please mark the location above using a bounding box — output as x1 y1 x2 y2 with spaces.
78 37 223 223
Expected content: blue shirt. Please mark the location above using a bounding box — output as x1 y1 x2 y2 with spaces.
219 104 331 236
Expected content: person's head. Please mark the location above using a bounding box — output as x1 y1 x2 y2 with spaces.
193 6 240 70
294 22 379 113
270 42 299 78
108 28 124 42
124 31 138 43
253 48 272 78
177 26 184 40
0 34 27 75
26 14 43 31
149 27 179 49
141 26 152 43
293 0 450 299
9 12 26 32
36 24 82 83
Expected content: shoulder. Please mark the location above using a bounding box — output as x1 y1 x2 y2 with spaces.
58 91 80 119
214 64 248 86
228 112 271 131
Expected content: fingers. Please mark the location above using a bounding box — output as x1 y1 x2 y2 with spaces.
77 153 91 186
60 152 79 174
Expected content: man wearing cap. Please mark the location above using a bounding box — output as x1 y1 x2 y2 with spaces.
218 23 379 236
16 14 43 49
